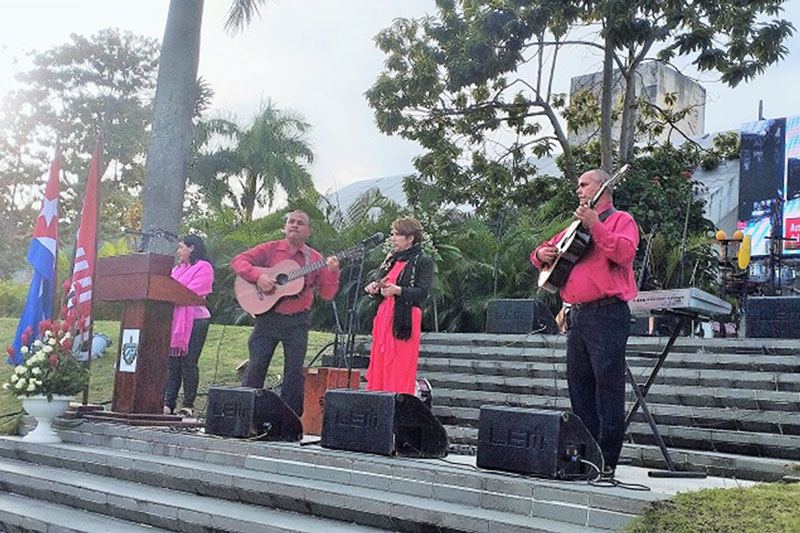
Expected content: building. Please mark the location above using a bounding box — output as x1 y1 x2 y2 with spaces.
569 62 706 146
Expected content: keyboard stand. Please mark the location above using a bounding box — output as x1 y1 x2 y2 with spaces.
625 310 707 478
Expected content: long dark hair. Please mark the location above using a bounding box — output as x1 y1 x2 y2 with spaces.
181 235 212 265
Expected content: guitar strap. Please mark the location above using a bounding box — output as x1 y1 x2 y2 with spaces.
598 207 616 222
301 244 311 288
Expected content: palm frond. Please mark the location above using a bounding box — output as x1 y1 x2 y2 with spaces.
224 0 268 35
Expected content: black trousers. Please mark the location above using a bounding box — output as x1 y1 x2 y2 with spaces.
566 300 630 470
244 311 310 417
164 318 210 410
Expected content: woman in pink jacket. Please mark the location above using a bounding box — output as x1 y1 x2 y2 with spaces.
163 235 214 417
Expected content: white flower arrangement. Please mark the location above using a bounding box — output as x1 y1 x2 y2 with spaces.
4 320 88 399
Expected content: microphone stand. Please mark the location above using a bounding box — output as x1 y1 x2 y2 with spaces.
768 195 785 296
342 244 369 386
307 299 343 367
308 233 382 372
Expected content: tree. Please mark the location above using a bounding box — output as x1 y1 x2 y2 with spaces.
582 0 794 168
367 0 794 204
140 0 267 254
0 29 160 273
139 0 204 254
190 103 315 223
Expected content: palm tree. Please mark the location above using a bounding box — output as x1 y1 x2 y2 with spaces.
191 103 315 223
140 0 266 254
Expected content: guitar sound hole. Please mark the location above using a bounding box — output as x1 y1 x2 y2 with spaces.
275 273 289 285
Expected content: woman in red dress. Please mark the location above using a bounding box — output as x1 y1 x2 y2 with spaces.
364 217 433 394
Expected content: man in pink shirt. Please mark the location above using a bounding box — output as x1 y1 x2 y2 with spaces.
231 210 340 416
531 168 639 477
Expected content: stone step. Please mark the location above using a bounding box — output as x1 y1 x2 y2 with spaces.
0 492 168 533
430 391 800 435
53 421 659 518
417 359 800 391
426 375 800 414
625 422 800 460
0 455 383 533
419 344 800 372
415 333 800 355
428 385 800 414
620 443 799 481
0 434 635 532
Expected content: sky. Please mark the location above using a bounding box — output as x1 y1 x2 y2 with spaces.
2 0 800 200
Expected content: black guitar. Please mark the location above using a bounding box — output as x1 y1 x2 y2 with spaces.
537 164 630 294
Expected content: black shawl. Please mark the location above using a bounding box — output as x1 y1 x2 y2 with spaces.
374 243 434 340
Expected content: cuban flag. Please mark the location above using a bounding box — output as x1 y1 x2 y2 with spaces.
65 140 101 346
9 149 60 365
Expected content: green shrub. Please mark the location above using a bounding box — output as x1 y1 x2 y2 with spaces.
0 280 28 318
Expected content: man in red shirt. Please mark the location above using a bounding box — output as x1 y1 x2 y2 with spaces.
531 168 639 476
231 210 340 416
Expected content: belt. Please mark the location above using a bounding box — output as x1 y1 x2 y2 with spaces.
572 296 622 310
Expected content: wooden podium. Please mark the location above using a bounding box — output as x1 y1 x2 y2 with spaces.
95 253 205 414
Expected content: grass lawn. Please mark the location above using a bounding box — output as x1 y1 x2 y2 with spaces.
625 482 800 532
0 317 334 434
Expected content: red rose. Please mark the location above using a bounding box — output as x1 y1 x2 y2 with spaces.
62 338 73 351
49 354 59 368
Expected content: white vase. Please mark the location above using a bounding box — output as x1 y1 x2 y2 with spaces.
20 394 72 443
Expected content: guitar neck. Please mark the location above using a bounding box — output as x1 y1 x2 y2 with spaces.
283 246 361 281
285 257 329 282
588 182 611 210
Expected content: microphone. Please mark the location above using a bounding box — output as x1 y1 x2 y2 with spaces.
359 232 385 250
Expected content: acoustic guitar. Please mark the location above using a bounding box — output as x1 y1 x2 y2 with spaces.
537 164 630 294
235 233 384 315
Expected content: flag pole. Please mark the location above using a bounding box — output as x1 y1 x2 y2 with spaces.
76 99 119 407
50 142 61 319
9 141 62 366
80 137 105 406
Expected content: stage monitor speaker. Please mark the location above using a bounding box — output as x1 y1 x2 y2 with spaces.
476 406 602 479
320 390 448 457
205 386 303 441
746 296 800 338
485 299 558 334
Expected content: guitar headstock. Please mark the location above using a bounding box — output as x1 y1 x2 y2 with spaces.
589 163 630 208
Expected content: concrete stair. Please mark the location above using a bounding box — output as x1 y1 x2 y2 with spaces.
0 420 662 533
0 492 169 533
405 332 800 481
